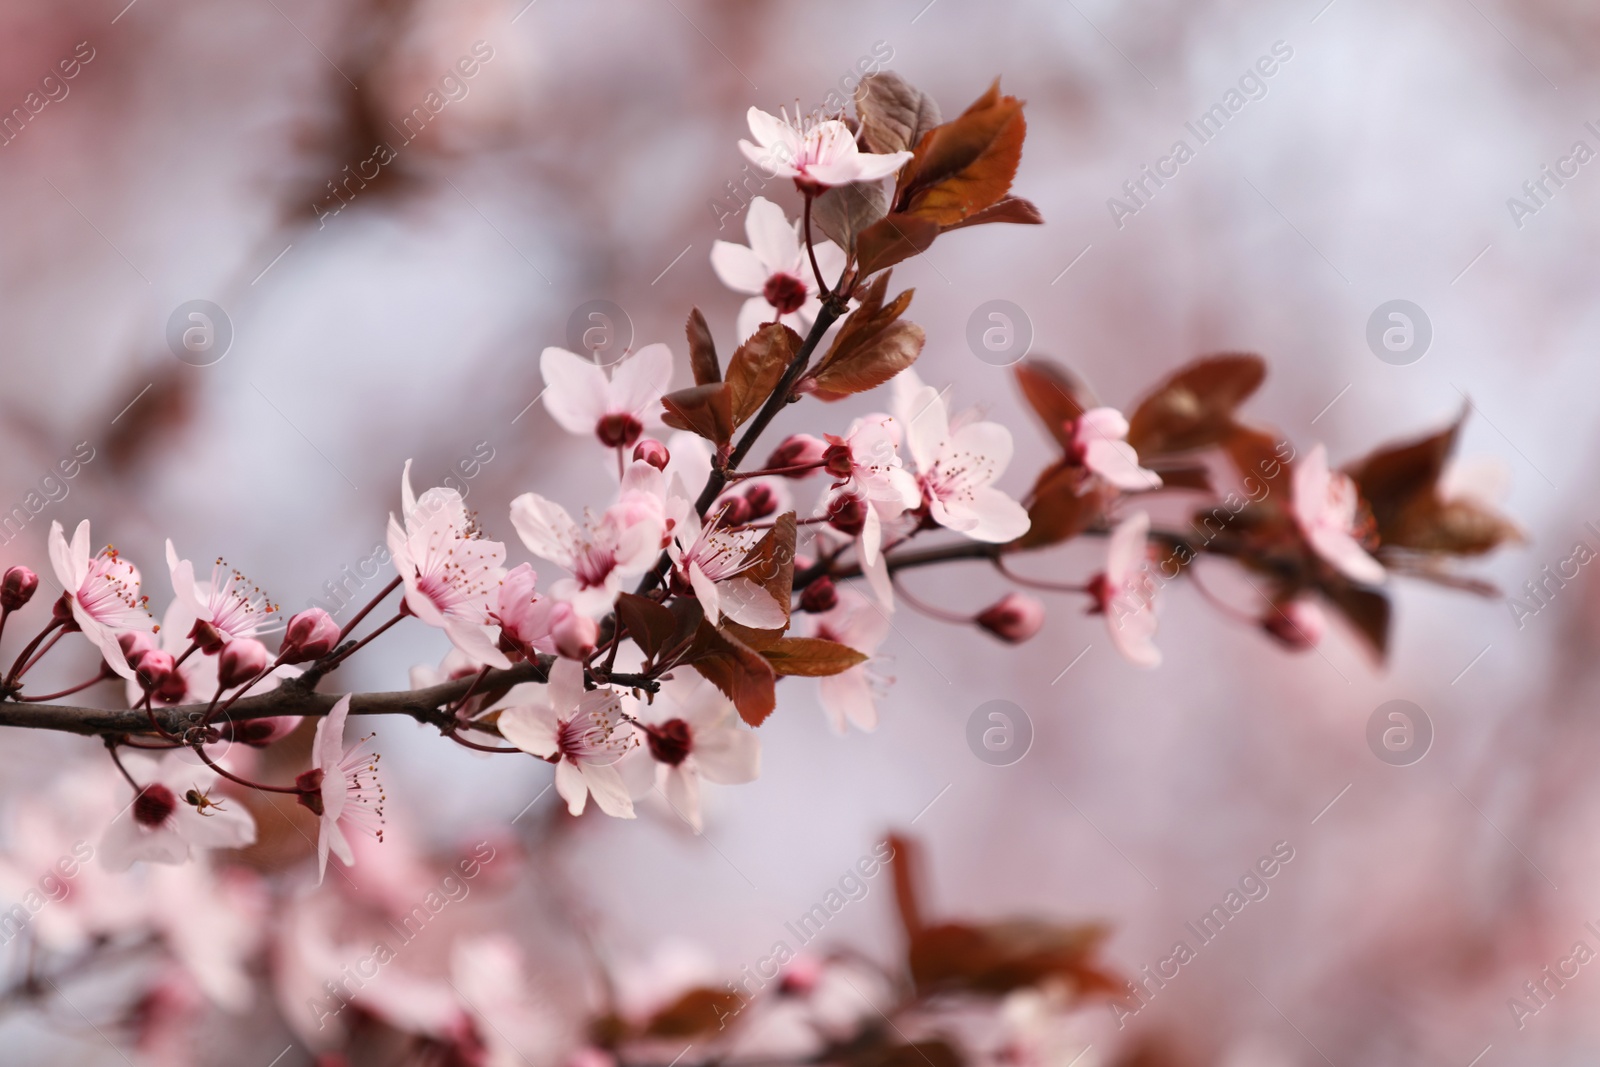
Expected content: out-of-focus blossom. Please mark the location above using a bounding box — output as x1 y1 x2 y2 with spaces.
1088 511 1160 668
300 695 386 884
47 519 153 680
1261 597 1326 651
639 675 759 833
1068 408 1162 492
540 344 673 449
739 107 912 191
498 659 637 818
711 196 846 340
1292 444 1384 585
807 587 891 733
389 460 511 668
511 460 667 618
99 751 256 871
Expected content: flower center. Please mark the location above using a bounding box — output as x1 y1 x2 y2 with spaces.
647 719 693 766
763 272 809 316
596 413 644 449
557 702 635 765
133 783 178 828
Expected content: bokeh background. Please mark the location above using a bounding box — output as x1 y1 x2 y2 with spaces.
1 0 1597 1062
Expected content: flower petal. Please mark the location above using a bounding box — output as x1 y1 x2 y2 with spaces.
539 347 611 434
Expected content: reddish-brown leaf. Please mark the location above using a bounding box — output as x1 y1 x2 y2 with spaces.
686 307 720 385
1126 353 1267 457
725 323 799 427
854 211 941 277
896 79 1026 227
938 195 1044 231
761 637 868 677
1013 358 1097 450
908 919 1120 998
1014 462 1106 549
1321 581 1391 663
720 512 797 651
614 592 678 661
660 384 733 445
687 622 777 726
810 273 923 401
855 71 943 155
641 987 744 1038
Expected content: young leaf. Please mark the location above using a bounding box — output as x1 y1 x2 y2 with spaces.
614 592 678 661
854 211 941 277
896 79 1026 227
812 180 889 254
686 307 720 385
1126 353 1267 457
939 195 1043 231
1014 462 1106 549
1013 358 1097 450
761 637 868 677
661 383 734 445
724 322 800 428
854 71 943 155
686 622 777 726
810 273 924 401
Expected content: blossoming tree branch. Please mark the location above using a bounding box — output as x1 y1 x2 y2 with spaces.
0 74 1518 887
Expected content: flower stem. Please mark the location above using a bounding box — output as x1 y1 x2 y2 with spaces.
803 191 828 301
189 742 304 795
337 576 402 642
17 667 113 702
5 619 64 689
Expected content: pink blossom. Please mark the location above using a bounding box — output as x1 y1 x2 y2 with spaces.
1292 444 1385 585
710 196 846 339
98 751 256 872
300 694 386 884
667 481 787 629
895 371 1031 544
388 460 512 669
497 659 637 818
639 675 760 833
47 519 153 680
1069 407 1162 491
125 596 300 709
739 107 913 191
510 460 667 618
165 540 282 644
807 587 892 733
1088 511 1161 668
540 343 673 448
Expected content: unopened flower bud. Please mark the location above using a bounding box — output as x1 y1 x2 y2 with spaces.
633 438 670 471
826 493 868 537
744 484 778 520
135 649 177 691
279 608 340 664
1261 599 1325 651
120 631 160 668
188 618 225 655
52 592 76 626
799 576 839 614
765 434 827 476
821 441 854 480
221 716 298 746
218 638 269 689
715 496 752 528
552 608 598 660
1 566 38 611
976 592 1046 644
133 783 178 828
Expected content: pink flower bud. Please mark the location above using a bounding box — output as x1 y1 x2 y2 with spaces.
188 618 225 655
798 576 839 614
976 592 1046 644
279 608 340 664
1 566 38 611
135 649 177 691
744 484 778 520
119 631 160 668
552 607 598 660
218 638 269 689
52 592 75 626
821 439 855 480
494 564 549 659
715 496 752 528
1262 599 1325 651
221 716 298 746
765 434 827 476
632 438 670 470
826 493 868 537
